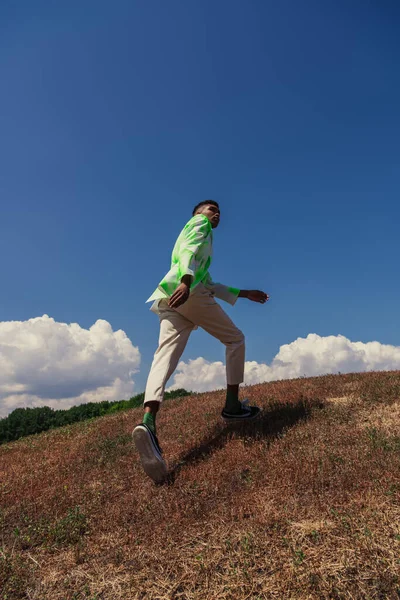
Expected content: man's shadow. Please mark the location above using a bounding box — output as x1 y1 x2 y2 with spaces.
166 396 323 484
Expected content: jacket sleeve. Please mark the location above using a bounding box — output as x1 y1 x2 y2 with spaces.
203 272 240 306
178 215 211 279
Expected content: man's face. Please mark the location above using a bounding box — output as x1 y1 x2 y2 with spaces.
196 204 220 228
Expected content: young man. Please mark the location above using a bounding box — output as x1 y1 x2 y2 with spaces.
133 200 269 483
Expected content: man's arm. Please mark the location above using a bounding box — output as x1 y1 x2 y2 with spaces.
204 275 269 305
201 273 240 305
204 282 268 304
168 216 209 309
177 215 210 281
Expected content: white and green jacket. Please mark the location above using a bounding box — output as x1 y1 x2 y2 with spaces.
146 214 240 314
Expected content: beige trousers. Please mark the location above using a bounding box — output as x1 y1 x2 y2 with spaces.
144 282 245 404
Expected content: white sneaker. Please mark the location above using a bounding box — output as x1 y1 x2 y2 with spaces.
132 424 168 483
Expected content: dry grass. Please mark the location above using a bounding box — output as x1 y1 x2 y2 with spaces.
1 371 400 599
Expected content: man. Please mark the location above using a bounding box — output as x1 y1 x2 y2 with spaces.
133 200 269 483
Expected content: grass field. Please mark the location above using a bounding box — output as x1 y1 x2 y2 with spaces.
1 371 399 599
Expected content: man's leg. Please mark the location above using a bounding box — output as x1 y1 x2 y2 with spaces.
133 303 195 482
142 303 195 431
175 284 258 418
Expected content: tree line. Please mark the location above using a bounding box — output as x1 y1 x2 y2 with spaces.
0 388 191 444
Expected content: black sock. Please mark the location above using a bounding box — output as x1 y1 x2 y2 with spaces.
224 390 241 413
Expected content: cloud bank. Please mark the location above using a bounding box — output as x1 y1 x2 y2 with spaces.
167 333 400 393
0 315 140 418
1 317 399 420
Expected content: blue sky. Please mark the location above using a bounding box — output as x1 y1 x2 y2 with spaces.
1 0 400 403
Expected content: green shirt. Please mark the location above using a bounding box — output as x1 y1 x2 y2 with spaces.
146 214 240 313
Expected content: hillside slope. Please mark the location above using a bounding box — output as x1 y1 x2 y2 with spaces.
1 371 399 599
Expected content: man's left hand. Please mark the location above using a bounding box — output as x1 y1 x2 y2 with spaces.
247 290 269 304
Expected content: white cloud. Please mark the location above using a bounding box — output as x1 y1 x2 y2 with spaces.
166 333 400 393
2 322 399 420
0 315 140 418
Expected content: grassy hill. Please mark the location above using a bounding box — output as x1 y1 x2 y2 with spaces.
1 371 399 599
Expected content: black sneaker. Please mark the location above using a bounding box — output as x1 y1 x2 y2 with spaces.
132 423 168 483
221 399 261 422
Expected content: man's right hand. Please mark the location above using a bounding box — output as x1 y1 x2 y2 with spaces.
168 283 190 309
